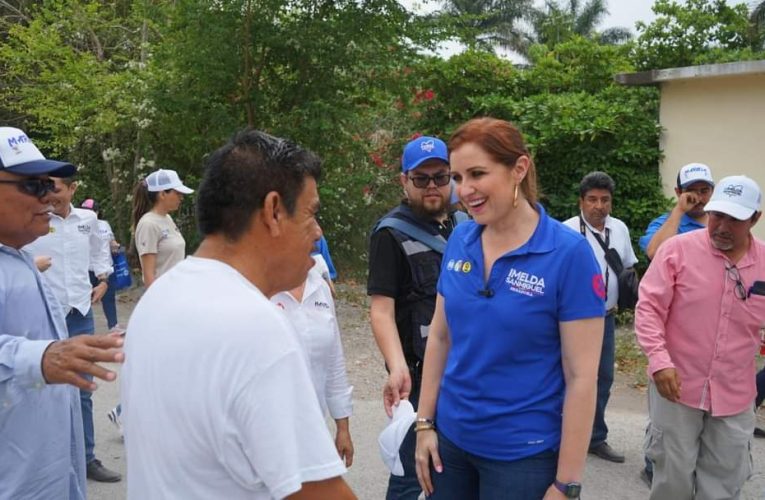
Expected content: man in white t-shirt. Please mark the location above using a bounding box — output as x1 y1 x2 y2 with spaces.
122 130 356 500
563 171 638 464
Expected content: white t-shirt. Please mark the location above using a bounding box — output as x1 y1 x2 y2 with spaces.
271 265 353 420
122 256 346 500
563 213 638 310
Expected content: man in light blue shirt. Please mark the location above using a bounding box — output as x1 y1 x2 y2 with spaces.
0 127 124 499
638 163 714 260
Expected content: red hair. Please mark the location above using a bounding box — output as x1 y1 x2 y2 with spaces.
449 117 538 206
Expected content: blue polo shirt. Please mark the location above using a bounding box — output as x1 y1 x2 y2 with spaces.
638 212 705 254
435 205 605 461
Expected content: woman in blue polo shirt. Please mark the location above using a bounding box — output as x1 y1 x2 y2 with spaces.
414 117 605 499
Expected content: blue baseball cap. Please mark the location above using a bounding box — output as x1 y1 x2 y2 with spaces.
401 136 448 173
0 127 76 177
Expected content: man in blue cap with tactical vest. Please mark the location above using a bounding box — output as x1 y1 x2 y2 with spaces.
368 135 467 500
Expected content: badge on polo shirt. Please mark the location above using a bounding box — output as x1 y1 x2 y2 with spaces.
446 258 473 274
592 274 606 300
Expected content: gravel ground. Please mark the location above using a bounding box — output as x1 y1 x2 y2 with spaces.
86 283 765 500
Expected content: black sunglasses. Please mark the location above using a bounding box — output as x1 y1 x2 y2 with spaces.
0 178 56 198
408 173 451 189
726 263 747 301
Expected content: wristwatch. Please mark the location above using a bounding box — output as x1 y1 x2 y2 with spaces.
554 479 582 498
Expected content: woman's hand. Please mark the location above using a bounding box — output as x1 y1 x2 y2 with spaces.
543 484 567 499
415 429 442 496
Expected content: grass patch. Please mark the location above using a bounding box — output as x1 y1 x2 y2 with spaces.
615 329 649 389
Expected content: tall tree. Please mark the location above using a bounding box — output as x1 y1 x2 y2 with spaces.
436 0 534 54
529 0 631 49
750 0 765 49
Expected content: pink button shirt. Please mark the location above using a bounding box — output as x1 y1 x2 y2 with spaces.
635 229 765 416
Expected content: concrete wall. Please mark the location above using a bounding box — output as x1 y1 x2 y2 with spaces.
658 73 765 240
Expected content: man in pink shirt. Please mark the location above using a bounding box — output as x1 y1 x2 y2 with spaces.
636 175 765 500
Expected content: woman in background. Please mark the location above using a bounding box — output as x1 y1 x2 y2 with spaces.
271 256 354 467
108 169 194 433
131 168 193 287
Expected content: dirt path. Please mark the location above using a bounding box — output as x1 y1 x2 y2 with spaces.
87 283 765 499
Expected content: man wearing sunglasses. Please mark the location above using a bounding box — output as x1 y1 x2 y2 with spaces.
636 175 765 500
368 135 466 500
0 127 124 499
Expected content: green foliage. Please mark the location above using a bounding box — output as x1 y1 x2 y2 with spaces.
405 40 667 269
633 0 763 70
0 0 430 276
523 36 634 94
0 0 154 243
5 0 762 280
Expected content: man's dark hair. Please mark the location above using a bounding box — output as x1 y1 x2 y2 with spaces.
196 129 322 241
579 171 615 198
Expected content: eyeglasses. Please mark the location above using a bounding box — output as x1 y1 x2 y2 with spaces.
408 173 451 189
726 263 747 301
0 178 56 198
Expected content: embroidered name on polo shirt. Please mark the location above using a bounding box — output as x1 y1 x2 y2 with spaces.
314 301 330 309
506 268 545 297
77 224 91 234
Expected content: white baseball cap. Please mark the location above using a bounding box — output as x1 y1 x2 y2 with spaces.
704 175 761 220
378 400 416 476
0 127 76 177
677 163 714 189
145 169 194 194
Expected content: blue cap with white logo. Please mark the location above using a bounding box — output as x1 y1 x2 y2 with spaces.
401 136 448 173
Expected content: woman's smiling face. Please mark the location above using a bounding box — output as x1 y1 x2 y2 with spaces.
449 142 520 226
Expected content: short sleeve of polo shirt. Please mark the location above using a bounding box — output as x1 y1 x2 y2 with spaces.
556 237 605 321
135 214 162 256
367 228 409 298
639 214 668 253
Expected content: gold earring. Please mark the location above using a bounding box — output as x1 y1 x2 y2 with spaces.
513 184 519 208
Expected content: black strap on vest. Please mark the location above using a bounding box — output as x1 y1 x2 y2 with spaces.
375 218 447 254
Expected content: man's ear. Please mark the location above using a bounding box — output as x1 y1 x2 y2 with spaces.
70 181 79 195
674 187 682 198
261 191 283 237
751 211 762 228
